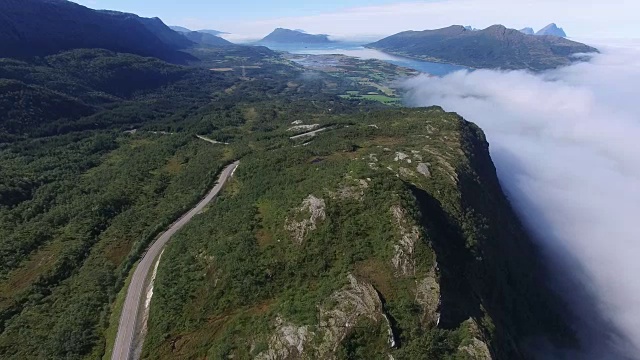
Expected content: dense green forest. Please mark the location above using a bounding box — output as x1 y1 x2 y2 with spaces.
0 42 402 359
0 23 576 358
0 132 233 358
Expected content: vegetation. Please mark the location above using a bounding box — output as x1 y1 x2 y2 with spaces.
0 39 403 358
0 14 575 358
142 108 574 359
0 132 232 359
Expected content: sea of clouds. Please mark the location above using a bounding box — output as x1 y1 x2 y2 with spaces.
402 41 640 359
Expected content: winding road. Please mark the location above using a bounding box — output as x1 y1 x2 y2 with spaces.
111 161 239 360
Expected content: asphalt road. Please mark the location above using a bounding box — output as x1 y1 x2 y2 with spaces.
111 161 239 360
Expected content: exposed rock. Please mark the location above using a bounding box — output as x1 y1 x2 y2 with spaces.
330 179 369 201
390 205 420 276
257 275 397 359
285 195 326 244
399 167 416 178
456 320 492 359
316 274 393 356
288 124 319 132
255 317 312 360
457 338 492 359
415 267 441 325
423 146 457 182
291 120 303 125
394 152 409 162
417 163 431 178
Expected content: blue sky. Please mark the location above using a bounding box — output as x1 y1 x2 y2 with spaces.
73 0 400 22
72 0 638 41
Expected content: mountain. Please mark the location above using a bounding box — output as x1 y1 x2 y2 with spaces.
519 27 535 35
171 26 228 36
0 49 192 139
367 25 597 71
260 28 332 44
182 31 234 47
100 10 194 49
197 29 228 36
0 0 194 62
169 25 191 32
536 23 567 37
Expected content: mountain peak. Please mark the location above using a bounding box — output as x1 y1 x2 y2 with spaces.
519 27 535 35
536 23 567 37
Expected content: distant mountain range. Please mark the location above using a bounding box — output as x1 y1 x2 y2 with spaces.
367 25 597 71
259 28 332 44
518 23 567 37
169 26 228 36
169 25 192 33
182 31 233 47
535 23 567 37
519 27 535 35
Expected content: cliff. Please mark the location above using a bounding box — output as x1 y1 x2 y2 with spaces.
143 107 575 359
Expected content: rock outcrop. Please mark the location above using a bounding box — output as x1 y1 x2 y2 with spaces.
390 205 420 276
285 195 326 244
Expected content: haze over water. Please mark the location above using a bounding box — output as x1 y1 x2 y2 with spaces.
261 43 470 76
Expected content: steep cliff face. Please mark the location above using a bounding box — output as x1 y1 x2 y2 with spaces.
410 117 576 358
143 108 574 359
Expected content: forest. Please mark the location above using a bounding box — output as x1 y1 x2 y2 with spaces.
0 43 401 359
0 38 575 359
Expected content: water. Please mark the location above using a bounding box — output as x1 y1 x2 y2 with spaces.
260 42 471 76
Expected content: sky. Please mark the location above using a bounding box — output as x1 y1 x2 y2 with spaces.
73 0 638 41
402 41 640 359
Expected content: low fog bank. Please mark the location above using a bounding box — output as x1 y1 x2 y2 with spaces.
401 42 640 359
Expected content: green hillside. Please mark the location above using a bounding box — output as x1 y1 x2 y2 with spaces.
142 108 573 359
0 5 578 359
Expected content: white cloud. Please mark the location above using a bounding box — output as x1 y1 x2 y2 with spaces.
214 0 639 41
401 42 640 358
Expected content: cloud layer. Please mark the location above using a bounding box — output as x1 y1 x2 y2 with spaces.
402 42 640 358
213 0 639 41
